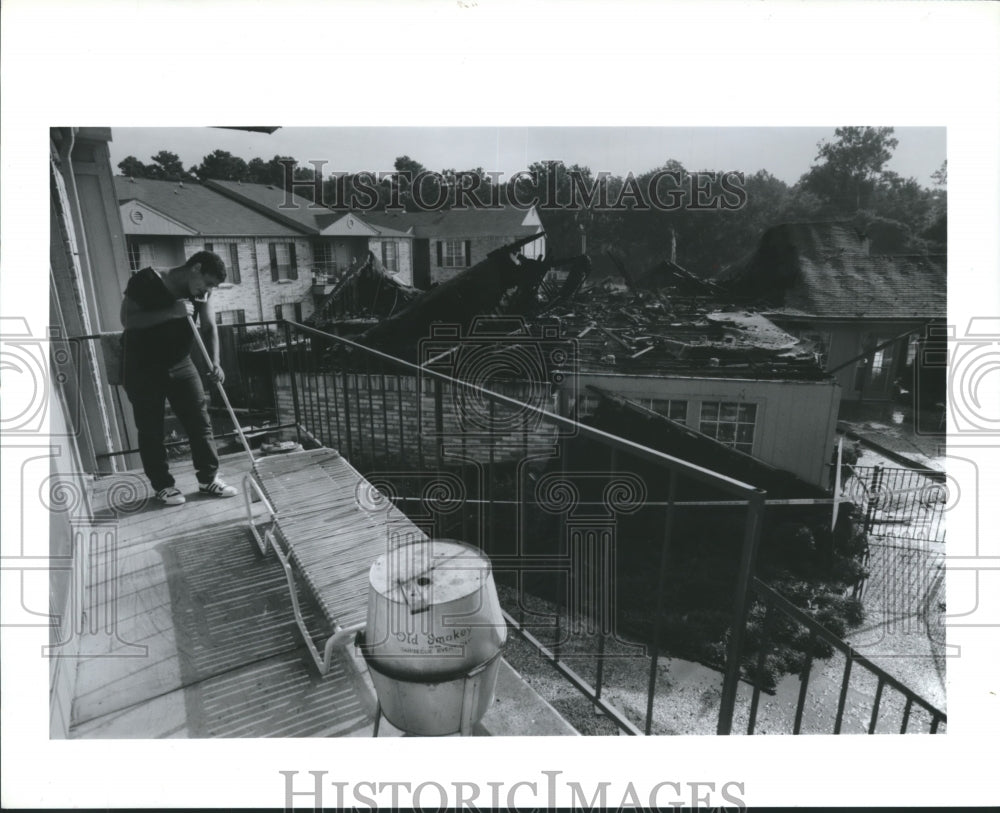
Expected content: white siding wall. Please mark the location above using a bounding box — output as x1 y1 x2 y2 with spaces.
572 372 842 487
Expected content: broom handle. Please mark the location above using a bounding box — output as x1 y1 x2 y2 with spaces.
186 314 255 463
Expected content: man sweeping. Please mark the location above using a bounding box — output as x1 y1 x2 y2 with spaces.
120 250 239 506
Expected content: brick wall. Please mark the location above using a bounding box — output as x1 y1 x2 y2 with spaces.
272 371 561 467
185 236 316 323
428 233 544 285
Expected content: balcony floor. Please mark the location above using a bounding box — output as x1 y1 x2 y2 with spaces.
67 450 575 738
69 451 382 738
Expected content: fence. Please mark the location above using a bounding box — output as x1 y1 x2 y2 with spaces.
847 464 947 544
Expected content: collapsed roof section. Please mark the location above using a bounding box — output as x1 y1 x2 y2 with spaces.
350 233 588 362
545 283 828 381
310 250 420 325
337 233 827 382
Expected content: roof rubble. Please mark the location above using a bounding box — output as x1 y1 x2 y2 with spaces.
331 235 827 381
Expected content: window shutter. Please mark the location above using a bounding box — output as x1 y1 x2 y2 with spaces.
229 244 241 284
288 243 298 279
274 305 282 321
464 240 472 267
294 303 302 321
269 243 278 281
436 241 443 267
237 309 246 324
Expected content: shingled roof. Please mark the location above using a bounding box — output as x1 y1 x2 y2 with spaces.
362 207 542 240
721 222 946 320
115 177 305 236
204 179 327 234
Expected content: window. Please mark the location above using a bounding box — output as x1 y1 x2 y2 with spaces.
643 399 687 422
854 334 896 392
269 242 299 281
127 240 141 271
381 240 399 273
700 401 757 454
315 242 335 278
274 303 303 322
204 242 241 284
126 239 153 271
438 239 469 269
215 309 246 326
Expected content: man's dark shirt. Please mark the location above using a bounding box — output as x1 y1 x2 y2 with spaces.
122 267 197 370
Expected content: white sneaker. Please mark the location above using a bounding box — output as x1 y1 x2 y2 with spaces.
199 477 238 498
155 487 186 506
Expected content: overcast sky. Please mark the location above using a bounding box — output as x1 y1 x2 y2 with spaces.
109 126 946 188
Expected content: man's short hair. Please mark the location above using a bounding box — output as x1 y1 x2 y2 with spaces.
185 250 227 283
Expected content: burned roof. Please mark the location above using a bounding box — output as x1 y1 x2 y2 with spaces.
720 221 946 320
546 283 829 381
310 251 420 326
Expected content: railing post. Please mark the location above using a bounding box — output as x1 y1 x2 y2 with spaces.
341 369 354 462
283 320 303 447
863 465 882 535
747 596 775 734
645 470 677 735
718 489 766 735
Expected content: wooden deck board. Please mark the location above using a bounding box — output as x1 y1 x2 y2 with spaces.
72 523 306 726
71 649 374 738
70 447 424 737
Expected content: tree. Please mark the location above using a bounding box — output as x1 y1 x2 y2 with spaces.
118 155 150 178
801 127 899 213
148 150 192 181
191 149 250 181
246 155 303 190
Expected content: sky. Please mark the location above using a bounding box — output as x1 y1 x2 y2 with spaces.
108 126 947 188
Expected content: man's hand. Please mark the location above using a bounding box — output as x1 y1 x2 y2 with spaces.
207 363 226 385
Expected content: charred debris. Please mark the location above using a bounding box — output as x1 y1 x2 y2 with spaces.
312 234 828 382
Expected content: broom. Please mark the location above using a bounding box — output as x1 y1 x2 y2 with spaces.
186 314 256 464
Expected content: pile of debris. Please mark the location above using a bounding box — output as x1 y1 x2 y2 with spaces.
309 250 421 327
545 283 825 380
322 235 825 381
349 234 589 363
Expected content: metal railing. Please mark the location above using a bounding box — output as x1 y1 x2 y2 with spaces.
277 319 767 736
746 578 946 734
81 320 297 464
848 464 947 544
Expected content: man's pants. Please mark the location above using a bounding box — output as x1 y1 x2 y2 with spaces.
124 356 219 492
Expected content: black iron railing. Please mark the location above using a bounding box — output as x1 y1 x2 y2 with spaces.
82 320 298 464
848 464 947 544
747 578 946 734
276 318 768 735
